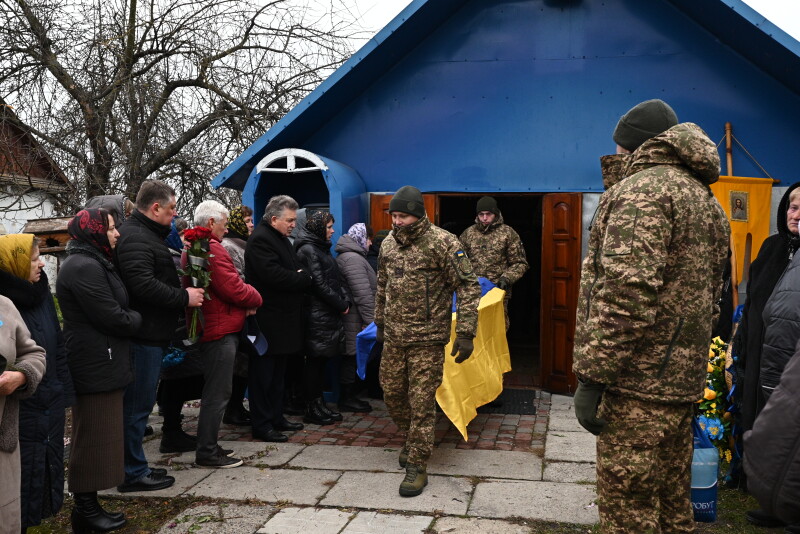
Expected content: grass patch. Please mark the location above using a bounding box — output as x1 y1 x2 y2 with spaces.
30 495 206 533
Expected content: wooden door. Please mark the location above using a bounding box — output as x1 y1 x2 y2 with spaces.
540 193 582 394
369 193 437 233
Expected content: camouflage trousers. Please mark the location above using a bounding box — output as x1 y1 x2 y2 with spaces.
596 394 695 534
379 343 444 467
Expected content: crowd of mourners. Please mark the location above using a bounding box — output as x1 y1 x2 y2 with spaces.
0 182 387 533
2 100 800 534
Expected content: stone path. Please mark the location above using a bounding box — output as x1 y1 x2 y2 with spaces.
92 393 600 533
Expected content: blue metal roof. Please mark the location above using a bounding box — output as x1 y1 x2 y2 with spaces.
213 0 800 193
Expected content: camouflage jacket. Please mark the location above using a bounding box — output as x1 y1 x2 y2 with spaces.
459 214 529 294
573 123 730 404
375 215 481 346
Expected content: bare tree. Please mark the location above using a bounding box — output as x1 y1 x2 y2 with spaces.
0 0 359 213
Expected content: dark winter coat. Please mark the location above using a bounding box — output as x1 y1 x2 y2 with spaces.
760 246 800 400
245 221 312 356
57 241 142 394
115 210 187 346
0 270 74 528
335 235 377 356
744 338 800 525
733 182 800 431
296 233 349 358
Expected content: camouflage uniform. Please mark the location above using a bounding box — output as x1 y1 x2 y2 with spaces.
460 214 528 329
573 123 730 533
376 215 481 467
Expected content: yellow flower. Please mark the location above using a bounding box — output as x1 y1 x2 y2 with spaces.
709 349 715 359
704 388 717 400
725 450 732 462
711 403 716 409
708 363 715 373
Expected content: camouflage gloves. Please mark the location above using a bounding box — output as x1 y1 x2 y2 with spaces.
376 326 384 343
574 380 607 435
496 277 510 291
451 337 474 363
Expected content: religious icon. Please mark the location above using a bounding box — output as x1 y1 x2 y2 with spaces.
730 191 749 222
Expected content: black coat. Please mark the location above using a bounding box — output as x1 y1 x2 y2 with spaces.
296 233 349 358
734 182 800 432
115 210 187 346
57 242 142 394
0 270 74 528
744 338 800 525
245 221 312 356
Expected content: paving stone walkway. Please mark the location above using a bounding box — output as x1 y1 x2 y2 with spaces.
88 393 600 533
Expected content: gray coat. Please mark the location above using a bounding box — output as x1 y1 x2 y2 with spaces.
760 250 800 400
744 337 800 524
335 235 377 356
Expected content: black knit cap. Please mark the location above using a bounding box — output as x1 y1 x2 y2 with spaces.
613 99 678 152
476 196 499 215
388 185 426 218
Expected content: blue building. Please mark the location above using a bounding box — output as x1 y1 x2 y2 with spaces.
213 0 800 393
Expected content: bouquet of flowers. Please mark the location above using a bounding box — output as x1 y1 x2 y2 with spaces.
696 336 734 466
179 226 213 342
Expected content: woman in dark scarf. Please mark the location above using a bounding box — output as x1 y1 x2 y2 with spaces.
0 234 74 531
56 209 142 533
735 183 800 434
295 210 350 425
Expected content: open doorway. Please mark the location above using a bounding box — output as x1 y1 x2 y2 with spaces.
437 194 542 388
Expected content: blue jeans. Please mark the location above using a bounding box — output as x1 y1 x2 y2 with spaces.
123 343 165 483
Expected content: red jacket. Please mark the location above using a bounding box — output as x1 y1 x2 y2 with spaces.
182 235 262 342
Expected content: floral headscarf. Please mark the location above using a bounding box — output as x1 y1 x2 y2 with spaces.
305 210 334 242
68 208 113 260
227 206 250 241
0 234 35 280
347 223 368 251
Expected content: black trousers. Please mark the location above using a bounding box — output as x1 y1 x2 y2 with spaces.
248 353 289 433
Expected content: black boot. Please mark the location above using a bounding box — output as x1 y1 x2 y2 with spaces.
316 397 343 421
71 492 126 533
160 429 197 453
338 384 372 413
303 399 334 426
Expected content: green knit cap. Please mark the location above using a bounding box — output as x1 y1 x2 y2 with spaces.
388 185 425 218
476 196 499 215
613 99 678 152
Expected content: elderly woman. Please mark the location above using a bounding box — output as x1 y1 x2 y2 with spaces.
0 234 75 531
57 208 142 533
0 296 46 534
221 205 255 426
334 223 376 413
295 210 350 425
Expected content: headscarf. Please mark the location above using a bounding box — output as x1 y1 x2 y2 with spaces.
164 216 184 252
0 234 35 280
68 208 113 260
305 210 334 242
227 206 250 241
347 223 368 251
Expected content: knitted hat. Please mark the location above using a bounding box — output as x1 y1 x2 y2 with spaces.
476 196 499 215
388 186 425 219
613 99 678 152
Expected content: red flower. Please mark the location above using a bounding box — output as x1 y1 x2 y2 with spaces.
183 226 213 243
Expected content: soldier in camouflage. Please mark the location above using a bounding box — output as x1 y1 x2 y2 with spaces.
460 196 528 330
375 185 481 497
572 99 730 533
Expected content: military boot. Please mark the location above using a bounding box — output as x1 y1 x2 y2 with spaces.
398 447 408 468
399 464 427 497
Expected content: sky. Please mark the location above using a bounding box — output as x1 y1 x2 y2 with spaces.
349 0 800 42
